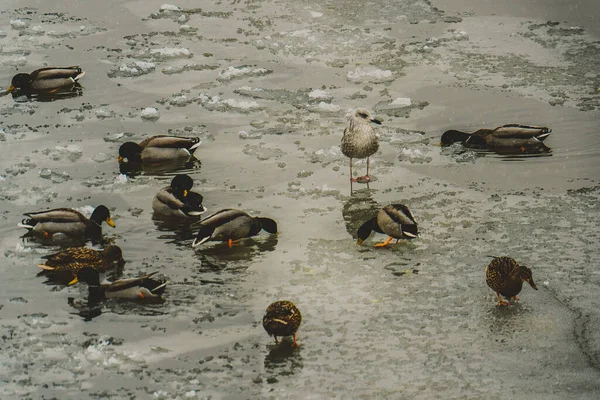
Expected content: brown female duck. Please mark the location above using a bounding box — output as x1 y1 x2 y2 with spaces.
485 256 537 306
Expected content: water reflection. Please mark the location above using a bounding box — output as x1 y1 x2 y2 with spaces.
484 302 533 340
341 189 379 239
264 342 303 378
194 236 279 271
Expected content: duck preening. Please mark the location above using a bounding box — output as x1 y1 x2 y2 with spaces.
71 266 167 301
263 300 302 347
357 204 419 247
152 174 207 219
485 256 537 306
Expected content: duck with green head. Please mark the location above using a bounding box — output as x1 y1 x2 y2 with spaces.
152 174 207 219
441 124 551 151
19 205 116 239
7 66 85 93
357 204 418 247
192 209 277 248
118 135 201 165
71 266 167 301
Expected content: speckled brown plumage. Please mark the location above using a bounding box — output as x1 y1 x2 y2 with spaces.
37 245 124 283
262 300 302 347
341 108 381 183
485 256 537 306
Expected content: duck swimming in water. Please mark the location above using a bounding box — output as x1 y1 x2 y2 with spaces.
441 124 551 151
192 209 277 248
152 174 207 219
7 66 85 93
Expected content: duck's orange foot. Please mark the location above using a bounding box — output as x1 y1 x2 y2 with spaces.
511 295 520 302
497 300 510 306
227 239 241 248
43 231 51 238
291 332 299 347
373 236 393 248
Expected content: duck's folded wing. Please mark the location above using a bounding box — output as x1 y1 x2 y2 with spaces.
33 67 82 80
144 136 199 149
494 125 551 138
155 190 185 210
24 209 85 223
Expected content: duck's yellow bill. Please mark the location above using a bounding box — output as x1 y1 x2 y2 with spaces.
68 276 79 285
183 190 188 197
117 156 123 162
106 218 116 228
6 85 14 92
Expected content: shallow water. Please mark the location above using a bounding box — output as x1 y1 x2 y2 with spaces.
0 0 599 399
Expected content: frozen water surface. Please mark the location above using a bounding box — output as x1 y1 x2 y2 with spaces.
0 0 599 399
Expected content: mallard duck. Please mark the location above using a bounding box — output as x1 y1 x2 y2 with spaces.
118 135 201 164
191 209 278 248
152 174 207 219
18 205 116 239
341 108 381 183
71 266 167 300
485 256 538 306
7 66 85 93
357 204 418 247
262 300 302 347
37 245 124 282
441 124 551 150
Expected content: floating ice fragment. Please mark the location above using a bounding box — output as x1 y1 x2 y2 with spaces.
239 130 262 140
115 174 128 184
2 56 27 66
92 153 112 163
95 109 114 119
391 97 412 106
177 14 189 23
160 4 181 12
141 107 160 121
312 102 340 113
221 98 261 110
179 25 196 33
153 391 170 400
147 47 192 60
217 66 272 81
308 89 331 100
347 67 393 83
10 20 29 30
108 61 156 78
169 95 193 106
310 11 323 18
